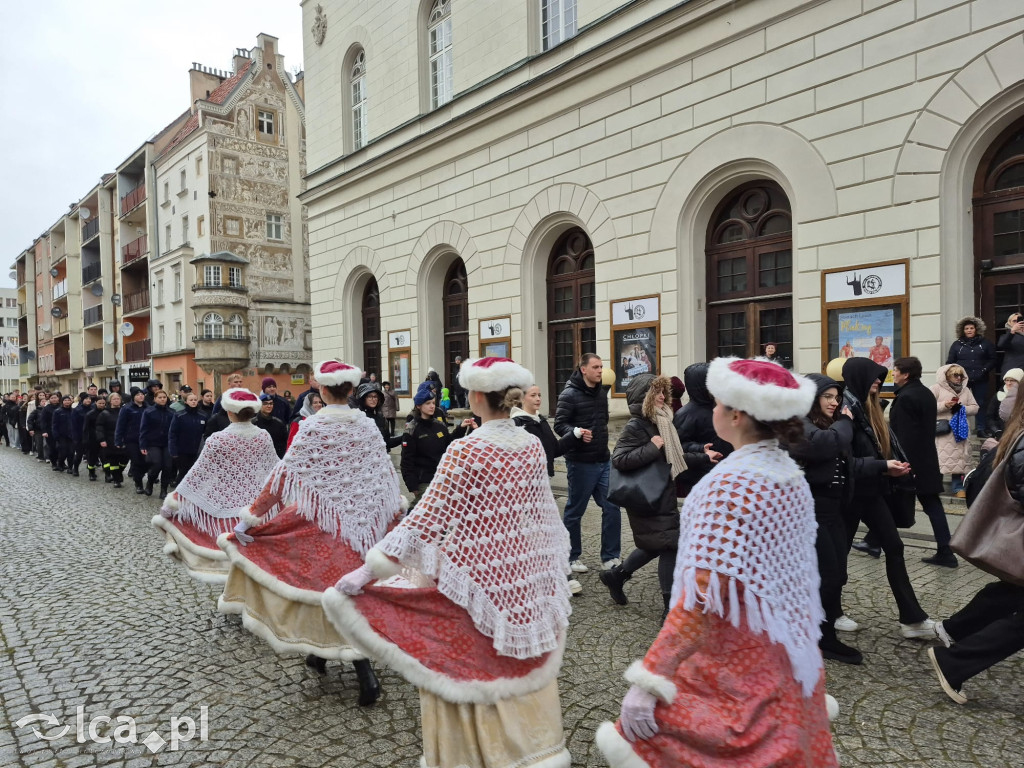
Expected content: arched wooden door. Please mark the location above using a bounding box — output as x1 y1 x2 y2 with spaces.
547 227 596 406
442 259 469 388
361 278 381 377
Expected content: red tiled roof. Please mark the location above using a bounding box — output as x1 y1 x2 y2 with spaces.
160 59 253 157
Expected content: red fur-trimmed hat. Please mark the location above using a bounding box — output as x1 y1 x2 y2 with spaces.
457 357 533 393
706 357 815 422
315 360 362 388
221 388 261 414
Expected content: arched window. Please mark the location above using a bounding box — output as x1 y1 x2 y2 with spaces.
547 227 596 402
442 259 469 385
362 278 381 377
202 312 224 339
974 116 1024 345
228 314 246 339
705 181 793 360
427 0 453 109
350 49 367 150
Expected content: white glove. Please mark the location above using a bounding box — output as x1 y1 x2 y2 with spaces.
233 520 254 546
335 565 375 595
619 685 659 743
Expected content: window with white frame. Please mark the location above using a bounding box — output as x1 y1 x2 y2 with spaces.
204 265 222 287
175 321 182 349
202 312 224 339
163 181 169 202
540 0 577 50
173 269 182 301
258 109 275 136
351 50 368 150
228 267 242 288
179 169 186 191
428 0 453 109
228 314 246 339
165 224 171 252
182 215 189 243
158 324 165 352
266 214 283 241
157 279 164 306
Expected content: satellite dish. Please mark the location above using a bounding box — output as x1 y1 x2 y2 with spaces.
50 307 63 318
27 350 36 360
115 352 122 363
104 333 115 345
49 267 59 278
111 293 122 306
90 282 104 296
79 207 91 220
41 323 51 332
120 321 135 336
8 271 15 280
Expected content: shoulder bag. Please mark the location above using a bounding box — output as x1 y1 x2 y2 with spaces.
935 419 952 436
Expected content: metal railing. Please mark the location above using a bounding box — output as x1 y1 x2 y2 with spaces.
124 338 151 362
82 218 100 242
82 262 102 284
122 234 148 265
123 289 149 314
86 348 104 367
52 280 68 301
120 181 146 216
83 305 103 326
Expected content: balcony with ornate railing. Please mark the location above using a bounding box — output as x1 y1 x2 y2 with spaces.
82 261 102 285
86 348 104 367
83 305 103 327
123 289 150 315
52 280 68 301
124 338 151 362
121 234 148 266
82 218 100 242
120 181 146 216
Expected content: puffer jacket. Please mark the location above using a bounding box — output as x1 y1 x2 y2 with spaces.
672 363 733 496
95 407 120 446
82 406 104 449
945 316 996 384
51 405 75 441
931 363 979 475
553 368 611 463
786 374 854 502
139 404 173 450
400 415 467 489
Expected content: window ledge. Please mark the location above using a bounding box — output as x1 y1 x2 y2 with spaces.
176 188 188 198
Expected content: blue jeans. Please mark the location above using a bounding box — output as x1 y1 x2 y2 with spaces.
563 460 621 563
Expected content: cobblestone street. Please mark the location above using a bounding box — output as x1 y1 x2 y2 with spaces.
1 448 1022 767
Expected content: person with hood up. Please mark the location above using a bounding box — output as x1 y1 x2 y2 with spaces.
842 357 936 639
107 380 123 398
601 374 718 618
116 388 148 493
401 381 471 504
890 357 956 568
945 316 996 435
672 362 732 498
97 393 127 487
287 392 323 449
143 378 162 407
355 382 403 451
253 394 289 458
931 363 979 497
786 374 862 664
140 390 175 498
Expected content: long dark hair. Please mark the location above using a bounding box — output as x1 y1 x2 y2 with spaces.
808 391 838 430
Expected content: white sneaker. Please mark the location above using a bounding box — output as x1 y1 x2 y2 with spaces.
569 560 589 573
602 558 621 571
934 620 953 648
900 618 936 639
834 615 859 632
567 579 583 595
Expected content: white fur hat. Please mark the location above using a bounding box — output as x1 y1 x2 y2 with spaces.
315 360 362 388
221 388 261 414
457 357 534 393
706 357 816 422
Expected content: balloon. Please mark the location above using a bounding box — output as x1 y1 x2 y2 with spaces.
825 358 847 381
601 367 617 386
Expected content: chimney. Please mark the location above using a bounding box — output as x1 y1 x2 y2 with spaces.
233 47 251 74
189 63 223 104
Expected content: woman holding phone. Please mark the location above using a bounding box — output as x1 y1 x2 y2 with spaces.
998 312 1024 374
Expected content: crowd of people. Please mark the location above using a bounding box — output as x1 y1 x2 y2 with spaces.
3 328 1022 767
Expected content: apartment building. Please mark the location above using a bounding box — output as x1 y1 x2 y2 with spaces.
0 287 19 392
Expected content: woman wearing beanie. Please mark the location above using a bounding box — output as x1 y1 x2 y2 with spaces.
218 361 405 707
596 358 837 767
601 374 719 618
154 389 279 584
325 357 573 768
400 380 471 505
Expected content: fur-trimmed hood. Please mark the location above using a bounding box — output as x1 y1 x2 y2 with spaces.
625 374 672 421
955 316 987 339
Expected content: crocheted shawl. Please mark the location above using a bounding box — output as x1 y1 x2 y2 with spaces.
670 439 824 697
375 418 573 660
169 422 280 535
261 405 404 555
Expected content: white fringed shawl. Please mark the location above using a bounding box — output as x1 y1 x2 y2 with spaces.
257 405 404 555
670 439 824 697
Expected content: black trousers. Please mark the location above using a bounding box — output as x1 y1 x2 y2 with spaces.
145 445 174 485
0 421 8 446
619 547 678 597
935 580 1024 688
126 442 146 484
919 493 951 547
102 445 127 481
843 495 928 624
815 497 849 623
33 431 45 458
47 435 60 467
72 441 85 468
19 427 30 454
85 444 101 470
57 437 75 469
175 453 198 484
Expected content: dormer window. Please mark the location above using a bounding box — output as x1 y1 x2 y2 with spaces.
204 264 222 287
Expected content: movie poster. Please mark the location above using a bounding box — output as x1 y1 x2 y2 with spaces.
613 326 658 391
388 350 411 395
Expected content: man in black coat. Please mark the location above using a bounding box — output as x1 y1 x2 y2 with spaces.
891 356 957 567
553 353 620 574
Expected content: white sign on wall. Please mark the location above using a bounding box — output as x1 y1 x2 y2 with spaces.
388 330 411 349
611 296 659 325
824 263 906 303
479 317 511 340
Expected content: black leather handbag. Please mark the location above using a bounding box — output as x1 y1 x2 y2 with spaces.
935 419 952 437
886 428 917 528
608 460 673 517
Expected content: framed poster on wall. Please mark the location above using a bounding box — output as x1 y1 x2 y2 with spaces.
821 260 909 392
609 295 660 396
479 316 512 358
387 330 412 395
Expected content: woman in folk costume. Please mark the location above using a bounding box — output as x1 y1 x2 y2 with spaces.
217 360 405 707
596 358 838 768
323 357 573 768
152 389 279 584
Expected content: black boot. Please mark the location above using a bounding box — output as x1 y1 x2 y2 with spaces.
922 545 959 568
144 479 154 496
135 480 145 494
819 623 863 665
598 566 631 605
159 484 168 500
67 467 76 476
852 539 881 558
305 654 327 675
88 467 97 481
104 468 112 483
353 659 381 706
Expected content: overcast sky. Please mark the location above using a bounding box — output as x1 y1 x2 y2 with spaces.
0 1 304 287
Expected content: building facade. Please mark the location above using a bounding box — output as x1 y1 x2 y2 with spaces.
301 0 1024 412
0 287 19 392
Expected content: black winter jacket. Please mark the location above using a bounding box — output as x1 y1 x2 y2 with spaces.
889 378 944 495
204 411 231 438
400 416 466 489
356 384 403 450
95 407 120 447
786 375 854 503
672 363 733 497
115 402 145 446
553 369 610 463
946 335 996 384
253 413 289 458
38 403 58 435
841 358 893 498
51 406 75 441
512 408 576 477
82 407 104 449
139 404 173 450
997 330 1024 375
169 406 208 456
1004 435 1024 503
